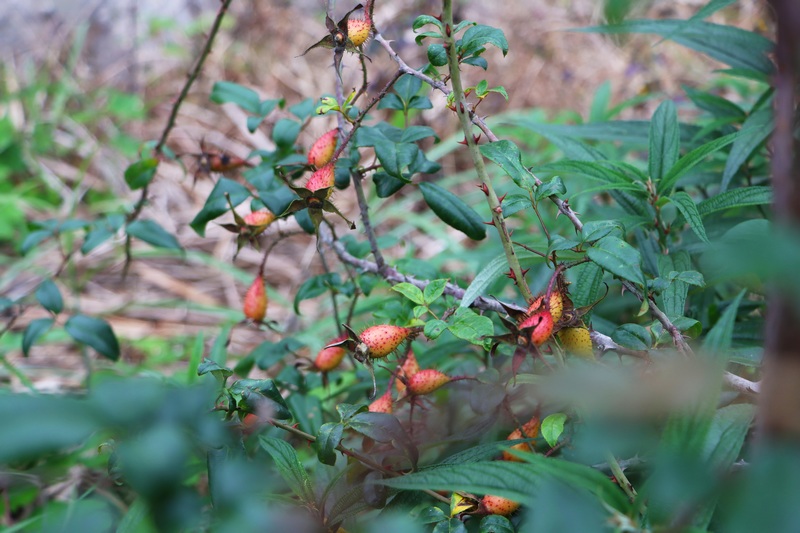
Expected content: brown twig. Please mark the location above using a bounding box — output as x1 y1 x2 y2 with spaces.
123 0 235 275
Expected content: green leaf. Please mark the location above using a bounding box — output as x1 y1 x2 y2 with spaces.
659 251 692 317
459 24 509 58
613 324 652 350
210 81 261 114
649 100 680 184
587 236 645 288
373 172 406 198
480 515 514 533
22 318 54 356
668 191 709 243
231 378 292 419
124 158 158 190
413 14 444 31
534 160 639 188
541 413 567 448
424 319 448 340
424 279 449 305
698 186 772 216
259 436 315 504
126 219 182 250
273 118 301 149
64 314 120 360
721 106 773 192
657 129 742 194
392 282 425 306
667 270 705 287
349 412 418 467
448 308 493 345
580 220 625 243
293 273 342 314
189 178 251 236
427 43 448 66
316 422 344 466
535 176 567 201
381 459 629 514
702 289 746 358
197 358 233 384
419 182 486 240
479 140 535 190
35 279 63 314
579 20 775 75
569 261 604 309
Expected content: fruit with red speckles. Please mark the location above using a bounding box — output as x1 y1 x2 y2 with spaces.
520 309 553 346
305 163 336 195
359 325 413 359
243 276 267 322
502 416 541 461
368 390 393 413
308 129 338 168
396 351 420 394
315 334 348 372
481 494 520 516
407 369 451 395
347 17 371 47
243 209 275 228
528 290 564 324
558 326 594 358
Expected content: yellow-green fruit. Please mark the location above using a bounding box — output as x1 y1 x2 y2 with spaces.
558 327 594 358
527 290 564 324
347 18 371 47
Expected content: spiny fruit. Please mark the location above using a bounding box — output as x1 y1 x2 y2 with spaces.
481 494 520 516
520 309 554 346
315 334 348 372
502 416 541 461
243 276 267 322
407 369 451 396
396 351 420 394
558 326 594 358
359 325 413 359
307 129 338 168
243 209 275 228
368 390 393 413
528 290 564 324
305 163 336 195
347 17 371 47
